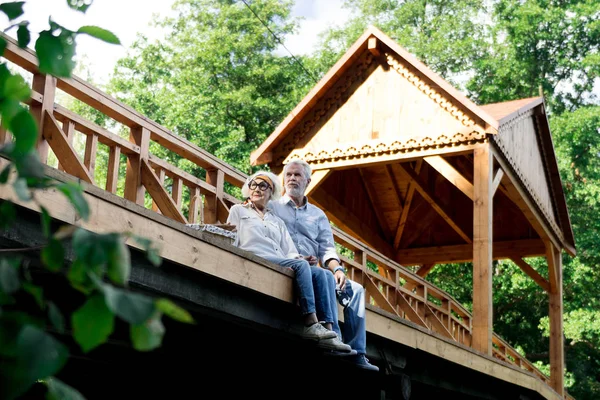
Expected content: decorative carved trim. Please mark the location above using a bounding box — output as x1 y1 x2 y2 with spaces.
384 53 475 127
497 109 535 135
284 131 486 164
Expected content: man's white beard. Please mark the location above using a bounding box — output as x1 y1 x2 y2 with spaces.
286 184 306 198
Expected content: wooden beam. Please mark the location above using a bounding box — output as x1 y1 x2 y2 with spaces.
151 168 165 214
42 111 94 184
124 126 150 205
472 143 493 356
424 155 474 200
545 240 559 293
416 263 435 278
492 168 504 196
395 293 428 328
305 169 331 197
510 257 550 292
140 159 186 223
106 146 121 194
394 160 422 249
204 169 224 224
363 275 399 316
368 36 380 56
425 305 454 339
188 187 201 224
385 164 404 210
31 74 56 163
217 197 230 224
396 239 546 265
58 120 74 172
171 177 183 209
83 133 98 174
359 168 393 241
398 162 472 243
310 189 396 260
547 242 564 396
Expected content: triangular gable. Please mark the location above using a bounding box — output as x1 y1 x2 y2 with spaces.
250 26 498 166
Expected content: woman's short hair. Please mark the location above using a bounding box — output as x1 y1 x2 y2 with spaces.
283 159 312 180
241 170 282 201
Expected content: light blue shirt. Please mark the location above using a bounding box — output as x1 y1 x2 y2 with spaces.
271 195 340 267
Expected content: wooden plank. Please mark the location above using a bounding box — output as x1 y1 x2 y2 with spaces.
106 146 121 194
363 274 399 315
424 155 474 200
395 294 428 328
545 240 559 293
188 187 201 223
396 239 546 265
367 36 380 56
42 111 94 184
148 155 217 195
416 263 435 278
172 177 183 209
397 162 472 243
204 169 224 224
58 120 75 172
54 104 140 155
140 159 186 223
83 133 98 174
217 197 230 224
304 169 331 196
358 168 393 241
124 126 150 205
547 242 564 396
472 143 493 356
492 168 504 196
394 160 422 249
510 257 550 292
424 304 454 339
152 168 165 213
31 74 56 163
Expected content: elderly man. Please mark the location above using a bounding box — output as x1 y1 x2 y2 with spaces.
271 159 379 372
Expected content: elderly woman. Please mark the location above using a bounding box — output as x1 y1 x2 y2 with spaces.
227 171 350 352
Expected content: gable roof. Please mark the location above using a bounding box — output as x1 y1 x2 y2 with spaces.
480 97 543 124
250 25 499 166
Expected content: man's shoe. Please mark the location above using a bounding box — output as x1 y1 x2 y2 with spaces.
302 323 337 340
317 335 352 353
323 349 358 357
347 354 379 372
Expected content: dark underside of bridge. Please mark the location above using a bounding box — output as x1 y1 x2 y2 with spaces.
3 202 545 400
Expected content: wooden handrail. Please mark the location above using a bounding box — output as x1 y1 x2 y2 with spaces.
1 32 565 397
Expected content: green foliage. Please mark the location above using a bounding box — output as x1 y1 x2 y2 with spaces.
46 377 86 400
72 294 115 353
77 25 120 45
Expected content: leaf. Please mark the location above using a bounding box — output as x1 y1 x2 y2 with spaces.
0 201 16 228
72 229 107 270
16 325 68 380
35 29 76 78
22 282 44 309
9 108 38 155
14 151 44 180
40 206 51 237
77 26 120 45
0 163 11 183
56 182 89 221
130 313 165 351
16 22 29 48
0 2 25 20
155 298 194 324
66 0 93 13
2 74 31 101
41 239 64 272
100 283 155 325
132 235 161 267
48 302 65 334
0 37 6 56
46 377 85 400
72 294 114 352
12 177 30 201
0 257 20 294
106 236 130 285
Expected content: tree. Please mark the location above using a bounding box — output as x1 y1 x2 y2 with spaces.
109 0 315 174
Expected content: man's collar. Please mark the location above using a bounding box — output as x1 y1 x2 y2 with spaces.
282 194 309 209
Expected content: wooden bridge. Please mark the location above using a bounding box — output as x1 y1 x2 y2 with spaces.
0 27 574 399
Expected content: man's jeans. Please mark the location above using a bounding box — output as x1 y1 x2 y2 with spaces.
322 273 367 355
264 256 336 326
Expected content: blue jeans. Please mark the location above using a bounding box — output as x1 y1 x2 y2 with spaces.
264 256 337 325
323 274 367 355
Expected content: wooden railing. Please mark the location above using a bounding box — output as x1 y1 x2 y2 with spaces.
1 33 561 395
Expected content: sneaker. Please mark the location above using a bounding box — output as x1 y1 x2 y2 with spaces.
323 349 358 357
302 323 337 340
317 335 352 353
347 354 379 372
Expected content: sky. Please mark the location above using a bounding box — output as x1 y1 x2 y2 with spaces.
14 0 350 84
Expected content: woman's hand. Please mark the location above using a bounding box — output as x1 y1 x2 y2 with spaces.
302 255 318 265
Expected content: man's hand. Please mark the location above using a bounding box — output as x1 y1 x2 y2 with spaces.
303 255 318 265
327 259 346 289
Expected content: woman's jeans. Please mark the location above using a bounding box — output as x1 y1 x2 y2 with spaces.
264 256 336 326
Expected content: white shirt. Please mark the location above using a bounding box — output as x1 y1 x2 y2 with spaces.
227 203 300 260
270 195 340 266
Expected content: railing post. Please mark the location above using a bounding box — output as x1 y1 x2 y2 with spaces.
106 145 121 194
58 120 75 171
204 168 224 224
31 74 57 164
151 168 165 213
547 242 564 396
473 143 493 355
124 126 150 205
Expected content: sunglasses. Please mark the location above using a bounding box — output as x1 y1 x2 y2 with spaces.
249 180 272 191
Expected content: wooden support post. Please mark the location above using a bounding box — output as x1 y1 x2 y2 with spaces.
188 187 201 223
140 159 186 223
58 120 75 172
204 169 224 224
124 126 150 206
305 169 330 197
492 168 504 196
172 177 183 209
83 133 98 174
394 160 422 249
151 168 165 213
31 74 57 164
472 144 493 355
547 242 564 396
106 146 121 194
424 155 474 200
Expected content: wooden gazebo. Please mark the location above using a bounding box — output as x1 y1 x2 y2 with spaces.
251 26 574 396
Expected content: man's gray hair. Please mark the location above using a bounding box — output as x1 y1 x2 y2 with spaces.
283 159 312 180
241 170 282 201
